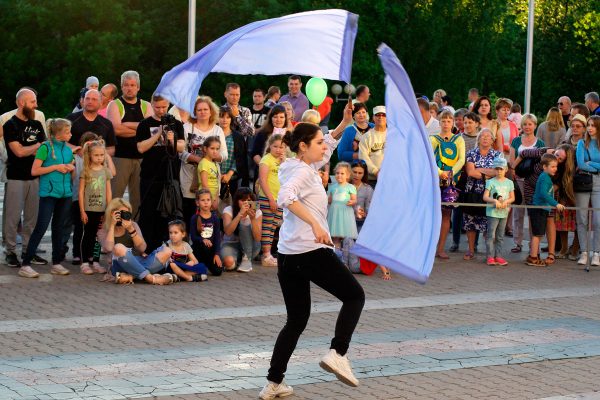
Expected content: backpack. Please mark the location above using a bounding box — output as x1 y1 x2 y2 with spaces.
433 134 460 170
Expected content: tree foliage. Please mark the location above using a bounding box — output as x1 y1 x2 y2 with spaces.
0 0 597 118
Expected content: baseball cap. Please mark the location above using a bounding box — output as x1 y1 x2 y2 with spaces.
86 76 99 88
492 157 508 169
571 113 587 126
373 105 386 115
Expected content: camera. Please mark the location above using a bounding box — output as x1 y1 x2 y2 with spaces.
119 210 132 221
161 114 178 137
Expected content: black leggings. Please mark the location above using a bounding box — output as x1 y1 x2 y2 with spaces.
192 242 223 276
81 211 104 262
267 248 365 383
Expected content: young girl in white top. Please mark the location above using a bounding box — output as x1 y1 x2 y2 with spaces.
260 102 363 399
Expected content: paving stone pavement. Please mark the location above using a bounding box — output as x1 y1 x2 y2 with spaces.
3 194 600 398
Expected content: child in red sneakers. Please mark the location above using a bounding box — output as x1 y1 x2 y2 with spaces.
483 157 515 266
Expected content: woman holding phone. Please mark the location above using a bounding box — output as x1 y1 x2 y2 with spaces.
259 100 364 399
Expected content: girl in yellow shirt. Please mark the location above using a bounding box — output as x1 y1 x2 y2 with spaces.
258 134 286 267
198 136 221 210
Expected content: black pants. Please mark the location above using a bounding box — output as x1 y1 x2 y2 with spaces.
192 241 223 276
139 179 170 252
81 211 103 262
182 198 197 233
267 248 365 383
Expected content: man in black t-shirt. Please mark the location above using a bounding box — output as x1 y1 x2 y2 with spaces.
106 71 153 217
3 89 47 272
66 89 116 154
136 94 184 251
251 88 271 129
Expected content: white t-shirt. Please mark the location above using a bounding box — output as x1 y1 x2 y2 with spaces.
222 205 262 242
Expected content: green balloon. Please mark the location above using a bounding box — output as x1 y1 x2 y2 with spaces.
306 77 328 106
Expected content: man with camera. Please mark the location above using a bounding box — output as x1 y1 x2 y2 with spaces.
136 94 185 251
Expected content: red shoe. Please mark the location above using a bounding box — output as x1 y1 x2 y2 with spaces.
486 257 496 266
495 257 508 266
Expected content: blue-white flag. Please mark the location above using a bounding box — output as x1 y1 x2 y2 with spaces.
155 9 358 114
351 43 441 284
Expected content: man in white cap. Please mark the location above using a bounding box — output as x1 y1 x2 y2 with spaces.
359 105 387 186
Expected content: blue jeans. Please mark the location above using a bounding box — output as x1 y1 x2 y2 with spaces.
23 196 72 265
221 223 261 263
486 216 508 258
110 248 166 280
575 174 600 252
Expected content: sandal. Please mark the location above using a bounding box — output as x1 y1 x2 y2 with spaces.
115 272 134 285
525 256 547 267
511 245 522 253
382 270 392 280
544 253 555 265
556 252 569 259
463 251 475 261
151 274 172 285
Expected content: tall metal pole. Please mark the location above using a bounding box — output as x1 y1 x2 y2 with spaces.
524 0 535 114
187 0 196 58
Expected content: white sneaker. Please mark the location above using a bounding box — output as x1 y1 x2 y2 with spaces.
92 262 107 274
237 255 253 273
319 349 359 387
578 252 589 265
18 265 39 278
592 252 600 266
80 263 94 275
258 380 293 400
50 264 70 275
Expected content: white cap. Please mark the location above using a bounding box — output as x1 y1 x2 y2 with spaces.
373 105 386 115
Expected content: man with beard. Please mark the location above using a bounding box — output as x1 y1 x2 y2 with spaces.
67 89 116 155
107 71 153 218
2 89 47 272
136 94 184 251
251 88 270 129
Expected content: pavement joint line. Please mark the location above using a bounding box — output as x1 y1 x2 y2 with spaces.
0 286 599 333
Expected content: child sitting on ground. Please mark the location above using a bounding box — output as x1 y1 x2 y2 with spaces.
190 189 223 276
165 220 208 282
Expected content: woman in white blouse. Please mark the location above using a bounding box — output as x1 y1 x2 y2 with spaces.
259 102 364 399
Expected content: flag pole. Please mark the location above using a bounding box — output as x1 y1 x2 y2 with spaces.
188 0 196 58
524 0 535 114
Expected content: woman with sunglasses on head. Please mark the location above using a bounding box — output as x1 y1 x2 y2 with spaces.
259 101 364 400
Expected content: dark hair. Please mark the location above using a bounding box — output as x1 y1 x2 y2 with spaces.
218 105 234 118
202 136 221 148
253 88 266 95
351 160 369 183
195 188 212 200
225 82 240 91
571 103 591 118
356 85 369 97
79 131 100 146
441 95 452 106
454 108 468 118
168 219 187 233
541 153 558 167
151 93 168 103
511 103 522 113
416 97 430 111
288 75 301 82
283 122 321 153
352 102 368 117
267 86 280 99
464 112 481 124
231 187 256 225
472 95 493 120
